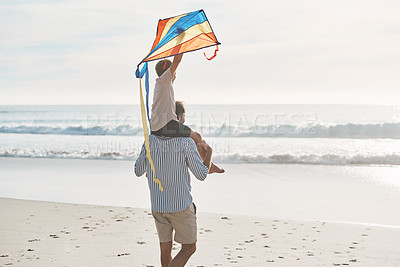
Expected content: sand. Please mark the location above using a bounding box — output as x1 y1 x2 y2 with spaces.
1 157 400 226
1 197 400 267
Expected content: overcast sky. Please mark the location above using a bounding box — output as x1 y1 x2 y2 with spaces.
1 0 399 105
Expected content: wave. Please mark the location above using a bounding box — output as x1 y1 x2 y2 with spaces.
213 153 400 165
1 148 399 166
0 122 399 138
0 124 141 136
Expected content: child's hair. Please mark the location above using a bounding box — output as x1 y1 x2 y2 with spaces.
175 101 185 119
155 59 172 77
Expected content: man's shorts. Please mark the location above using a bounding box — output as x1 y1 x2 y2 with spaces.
152 203 197 244
151 120 192 137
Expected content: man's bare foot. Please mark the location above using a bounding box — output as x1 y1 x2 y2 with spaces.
209 163 225 174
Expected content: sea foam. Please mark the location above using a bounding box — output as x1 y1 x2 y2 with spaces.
0 122 399 139
1 148 398 166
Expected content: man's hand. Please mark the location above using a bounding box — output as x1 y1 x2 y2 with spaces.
197 141 212 170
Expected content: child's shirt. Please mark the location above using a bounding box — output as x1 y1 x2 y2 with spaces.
150 68 178 131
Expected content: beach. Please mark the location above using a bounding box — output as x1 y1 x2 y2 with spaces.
2 0 400 262
1 197 400 266
1 104 400 266
1 157 400 266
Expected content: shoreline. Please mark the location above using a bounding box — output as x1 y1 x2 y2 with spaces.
1 197 400 266
1 157 400 226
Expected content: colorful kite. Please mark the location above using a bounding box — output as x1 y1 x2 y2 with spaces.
135 10 220 191
140 9 220 64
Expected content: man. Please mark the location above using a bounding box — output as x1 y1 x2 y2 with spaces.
134 134 212 267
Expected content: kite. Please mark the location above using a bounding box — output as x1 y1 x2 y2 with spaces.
135 10 220 191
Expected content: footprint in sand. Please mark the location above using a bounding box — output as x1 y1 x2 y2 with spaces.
117 253 130 257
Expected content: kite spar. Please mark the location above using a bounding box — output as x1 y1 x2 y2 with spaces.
135 10 221 191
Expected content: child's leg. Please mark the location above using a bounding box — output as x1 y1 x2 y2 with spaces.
190 131 224 174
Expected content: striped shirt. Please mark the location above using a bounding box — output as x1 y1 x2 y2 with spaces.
134 135 208 213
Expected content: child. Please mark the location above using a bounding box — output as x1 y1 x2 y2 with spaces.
150 54 224 174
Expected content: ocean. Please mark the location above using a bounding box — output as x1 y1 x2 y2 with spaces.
1 104 400 166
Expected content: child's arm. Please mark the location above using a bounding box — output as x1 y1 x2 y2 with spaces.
170 54 183 75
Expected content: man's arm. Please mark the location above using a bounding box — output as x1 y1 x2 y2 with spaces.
184 139 209 181
134 143 147 177
169 54 183 75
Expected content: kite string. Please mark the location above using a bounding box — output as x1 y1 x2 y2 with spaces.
204 45 219 61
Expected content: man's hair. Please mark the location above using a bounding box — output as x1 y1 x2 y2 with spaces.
155 59 172 77
175 101 185 118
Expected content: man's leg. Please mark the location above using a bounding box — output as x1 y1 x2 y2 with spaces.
160 241 173 267
153 211 174 267
190 131 225 174
168 243 196 267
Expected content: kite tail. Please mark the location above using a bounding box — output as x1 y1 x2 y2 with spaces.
203 45 219 60
139 77 163 192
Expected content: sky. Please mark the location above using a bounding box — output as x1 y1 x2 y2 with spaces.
1 0 399 105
